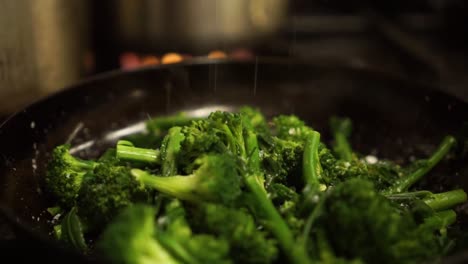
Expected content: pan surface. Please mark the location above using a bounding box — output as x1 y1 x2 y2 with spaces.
1 58 468 262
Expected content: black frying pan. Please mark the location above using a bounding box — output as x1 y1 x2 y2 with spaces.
1 58 468 263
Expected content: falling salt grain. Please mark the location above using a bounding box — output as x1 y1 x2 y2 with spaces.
53 214 61 221
30 121 35 129
32 158 37 171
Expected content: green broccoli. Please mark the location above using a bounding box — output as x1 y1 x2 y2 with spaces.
384 135 457 194
189 203 278 264
45 144 97 207
238 106 271 134
320 178 458 263
385 189 467 212
42 107 467 264
272 115 314 142
95 204 182 264
77 163 151 229
329 116 354 161
130 154 242 205
158 200 232 264
302 130 325 193
58 207 88 253
116 140 160 164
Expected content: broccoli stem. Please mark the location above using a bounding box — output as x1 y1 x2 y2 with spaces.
53 225 62 240
303 131 323 192
245 130 261 173
131 169 201 202
244 130 264 188
422 189 467 211
157 232 201 264
330 117 353 161
221 123 246 157
60 207 88 253
385 189 466 211
385 136 456 194
69 156 97 170
117 140 160 164
301 195 325 255
334 132 353 161
244 176 310 264
426 210 457 227
161 127 185 176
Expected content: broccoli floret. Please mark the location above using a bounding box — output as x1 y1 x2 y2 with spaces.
130 154 242 205
178 119 227 172
158 200 232 264
95 204 182 264
318 144 403 191
237 112 311 264
238 106 270 134
189 203 278 264
45 144 97 207
272 115 314 142
77 163 151 229
267 183 299 206
259 135 303 186
208 111 246 157
321 178 455 263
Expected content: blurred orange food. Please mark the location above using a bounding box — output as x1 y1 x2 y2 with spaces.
161 53 184 64
120 52 141 70
141 55 160 66
207 50 227 59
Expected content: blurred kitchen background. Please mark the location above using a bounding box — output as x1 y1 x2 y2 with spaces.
1 0 468 120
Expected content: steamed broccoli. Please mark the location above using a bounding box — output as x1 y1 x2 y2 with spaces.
45 144 97 207
130 154 242 205
329 116 354 161
95 204 182 264
42 107 467 264
319 178 460 263
77 163 151 229
116 140 160 164
157 200 232 264
384 135 457 194
189 203 278 264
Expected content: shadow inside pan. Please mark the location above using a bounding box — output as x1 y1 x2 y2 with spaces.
1 59 468 261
